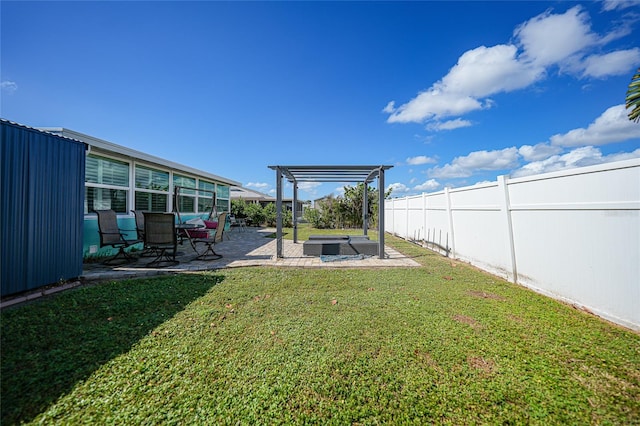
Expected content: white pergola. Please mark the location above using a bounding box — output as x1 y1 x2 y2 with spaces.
268 165 393 259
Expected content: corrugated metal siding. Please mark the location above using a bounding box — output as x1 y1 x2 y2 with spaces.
1 120 86 297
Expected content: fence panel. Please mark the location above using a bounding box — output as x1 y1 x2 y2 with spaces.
385 159 640 330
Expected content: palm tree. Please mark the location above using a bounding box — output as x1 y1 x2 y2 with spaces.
626 67 640 123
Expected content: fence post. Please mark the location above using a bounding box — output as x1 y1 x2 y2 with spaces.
445 187 455 258
422 192 427 245
389 198 394 235
405 196 409 240
498 175 517 283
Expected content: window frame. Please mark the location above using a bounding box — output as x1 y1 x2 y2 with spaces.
84 153 131 215
134 163 171 212
83 151 234 218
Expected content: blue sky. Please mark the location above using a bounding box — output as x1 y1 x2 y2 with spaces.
2 1 640 200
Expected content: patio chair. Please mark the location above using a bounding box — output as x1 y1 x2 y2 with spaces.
228 214 246 233
224 213 232 240
95 209 142 265
131 210 159 257
143 212 179 267
193 212 227 260
131 210 146 240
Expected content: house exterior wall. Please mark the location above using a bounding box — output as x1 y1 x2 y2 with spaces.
43 128 240 260
1 120 86 297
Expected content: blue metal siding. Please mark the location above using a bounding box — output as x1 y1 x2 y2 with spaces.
1 121 86 297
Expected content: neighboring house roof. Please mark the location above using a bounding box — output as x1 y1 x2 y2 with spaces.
230 186 275 202
231 186 309 204
39 127 242 187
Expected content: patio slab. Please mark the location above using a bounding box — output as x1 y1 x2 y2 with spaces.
81 227 421 283
2 227 421 308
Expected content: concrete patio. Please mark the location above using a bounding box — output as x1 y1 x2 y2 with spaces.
1 227 420 309
81 226 421 284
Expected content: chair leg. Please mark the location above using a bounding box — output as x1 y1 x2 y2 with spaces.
139 247 161 257
103 246 137 265
146 247 179 267
195 241 222 261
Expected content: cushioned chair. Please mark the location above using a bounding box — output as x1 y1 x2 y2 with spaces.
143 212 179 267
193 212 227 260
95 209 142 265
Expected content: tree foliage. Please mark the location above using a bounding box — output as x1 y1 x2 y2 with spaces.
303 183 392 230
231 199 292 227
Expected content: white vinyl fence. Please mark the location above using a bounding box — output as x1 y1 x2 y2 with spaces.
385 159 640 331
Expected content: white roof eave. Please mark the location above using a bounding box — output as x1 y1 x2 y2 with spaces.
40 127 241 187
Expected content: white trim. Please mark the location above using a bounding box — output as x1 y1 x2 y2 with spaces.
39 127 241 187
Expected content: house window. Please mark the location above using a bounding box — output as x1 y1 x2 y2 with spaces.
135 165 169 212
174 174 196 213
216 184 230 200
217 199 229 213
85 154 129 214
198 180 216 215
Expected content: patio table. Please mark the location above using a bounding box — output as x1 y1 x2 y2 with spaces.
175 223 206 253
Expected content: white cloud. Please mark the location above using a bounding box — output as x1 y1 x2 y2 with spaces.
427 118 473 131
428 163 471 179
581 49 640 78
601 0 640 11
429 147 520 178
404 104 640 187
387 182 410 196
441 44 543 97
386 89 483 123
414 179 440 192
515 6 596 67
247 182 269 190
518 143 563 161
604 148 640 162
1 81 18 94
385 5 637 127
550 104 640 147
406 155 437 165
298 182 322 194
512 146 640 177
382 101 396 114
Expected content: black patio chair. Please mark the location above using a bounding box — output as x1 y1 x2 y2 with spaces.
95 209 142 265
131 209 158 257
143 212 179 267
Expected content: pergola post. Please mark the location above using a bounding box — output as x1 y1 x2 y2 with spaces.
378 167 385 259
275 166 283 258
363 183 368 236
293 182 298 243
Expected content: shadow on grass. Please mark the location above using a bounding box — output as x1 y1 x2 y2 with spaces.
1 273 224 425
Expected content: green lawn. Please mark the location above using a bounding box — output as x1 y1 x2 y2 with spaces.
2 235 639 425
283 224 379 240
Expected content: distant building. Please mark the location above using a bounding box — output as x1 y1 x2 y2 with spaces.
231 186 308 219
